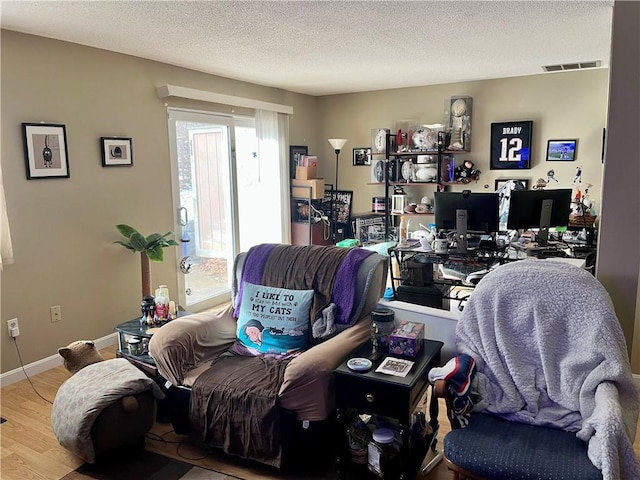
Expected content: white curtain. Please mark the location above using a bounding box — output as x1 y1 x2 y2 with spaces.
255 109 291 243
0 158 14 270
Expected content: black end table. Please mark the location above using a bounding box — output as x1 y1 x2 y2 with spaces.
114 311 188 378
334 339 443 480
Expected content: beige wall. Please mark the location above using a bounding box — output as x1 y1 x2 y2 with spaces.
314 71 609 217
0 31 319 373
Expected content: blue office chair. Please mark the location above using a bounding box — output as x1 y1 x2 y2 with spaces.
432 259 639 480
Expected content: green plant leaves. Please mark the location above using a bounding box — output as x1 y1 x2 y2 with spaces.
146 244 165 262
115 224 177 261
129 232 147 251
116 224 138 239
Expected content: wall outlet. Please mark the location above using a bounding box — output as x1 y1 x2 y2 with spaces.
7 318 19 338
50 305 62 323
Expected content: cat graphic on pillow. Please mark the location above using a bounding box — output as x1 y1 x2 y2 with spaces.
233 282 313 357
238 318 305 355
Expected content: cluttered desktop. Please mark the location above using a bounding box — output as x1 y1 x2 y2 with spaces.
388 188 597 310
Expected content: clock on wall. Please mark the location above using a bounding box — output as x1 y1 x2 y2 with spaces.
490 121 533 170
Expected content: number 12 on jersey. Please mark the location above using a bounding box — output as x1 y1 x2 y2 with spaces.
490 121 533 170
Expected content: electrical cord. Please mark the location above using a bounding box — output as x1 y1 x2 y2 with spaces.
12 337 53 404
310 203 331 240
144 429 208 462
145 429 244 477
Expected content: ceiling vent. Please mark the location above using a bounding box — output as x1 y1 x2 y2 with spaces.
543 60 601 72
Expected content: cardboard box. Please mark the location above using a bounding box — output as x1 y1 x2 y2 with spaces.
295 165 317 180
292 178 325 199
389 320 424 358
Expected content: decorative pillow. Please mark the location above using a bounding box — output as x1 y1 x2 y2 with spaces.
231 282 314 357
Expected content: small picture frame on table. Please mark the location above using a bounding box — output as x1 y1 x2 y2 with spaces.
101 137 133 167
353 147 372 166
22 122 70 179
289 145 308 179
546 139 577 161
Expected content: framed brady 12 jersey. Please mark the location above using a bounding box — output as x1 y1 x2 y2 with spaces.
490 121 533 169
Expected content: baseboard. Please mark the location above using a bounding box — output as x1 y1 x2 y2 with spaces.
0 333 117 388
633 374 640 390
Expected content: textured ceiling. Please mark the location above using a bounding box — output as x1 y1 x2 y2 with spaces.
0 0 614 96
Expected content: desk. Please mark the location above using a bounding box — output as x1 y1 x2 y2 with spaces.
388 241 510 311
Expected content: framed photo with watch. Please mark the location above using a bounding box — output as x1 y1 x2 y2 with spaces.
353 147 372 166
490 121 533 170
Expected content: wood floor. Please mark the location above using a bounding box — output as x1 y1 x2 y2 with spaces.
1 345 638 480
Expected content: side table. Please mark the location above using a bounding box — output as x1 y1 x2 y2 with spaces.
114 311 188 379
334 339 443 480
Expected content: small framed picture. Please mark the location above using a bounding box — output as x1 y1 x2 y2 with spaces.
289 145 308 179
546 139 577 161
22 123 70 179
494 179 529 191
353 147 371 166
101 137 133 166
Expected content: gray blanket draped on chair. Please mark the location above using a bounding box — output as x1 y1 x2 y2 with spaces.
456 260 640 480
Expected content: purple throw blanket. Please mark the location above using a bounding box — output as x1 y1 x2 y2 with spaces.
332 247 374 324
234 243 276 317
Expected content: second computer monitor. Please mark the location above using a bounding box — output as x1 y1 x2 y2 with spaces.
507 188 572 246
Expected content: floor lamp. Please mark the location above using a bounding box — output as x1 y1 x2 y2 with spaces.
328 138 347 242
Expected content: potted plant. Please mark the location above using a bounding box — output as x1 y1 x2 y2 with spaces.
114 224 179 298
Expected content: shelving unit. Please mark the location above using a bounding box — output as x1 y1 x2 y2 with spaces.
371 130 472 240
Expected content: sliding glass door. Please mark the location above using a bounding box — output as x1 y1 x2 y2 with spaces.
168 108 286 312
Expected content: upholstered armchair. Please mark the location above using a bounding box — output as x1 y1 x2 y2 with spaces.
431 259 639 480
149 244 388 469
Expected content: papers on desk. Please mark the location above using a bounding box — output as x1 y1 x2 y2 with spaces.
375 357 415 377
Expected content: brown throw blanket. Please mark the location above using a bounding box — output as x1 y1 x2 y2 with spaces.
262 244 350 329
190 354 291 467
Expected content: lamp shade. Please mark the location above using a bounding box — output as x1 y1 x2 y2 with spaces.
328 138 348 151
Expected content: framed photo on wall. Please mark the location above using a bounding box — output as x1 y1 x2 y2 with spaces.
490 121 533 170
353 147 371 166
101 137 133 166
289 145 308 179
494 178 529 191
546 139 577 161
22 122 70 179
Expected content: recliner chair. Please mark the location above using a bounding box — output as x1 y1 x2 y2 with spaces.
433 259 639 480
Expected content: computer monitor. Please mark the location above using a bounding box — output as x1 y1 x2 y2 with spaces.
507 188 572 246
434 191 499 253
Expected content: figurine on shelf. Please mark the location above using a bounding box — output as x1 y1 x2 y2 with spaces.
447 97 472 150
454 160 481 183
533 178 549 190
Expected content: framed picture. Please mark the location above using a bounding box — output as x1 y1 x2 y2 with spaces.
21 123 70 179
494 179 529 191
322 189 353 239
546 139 577 161
101 137 133 167
353 147 371 166
289 145 308 179
490 121 533 170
